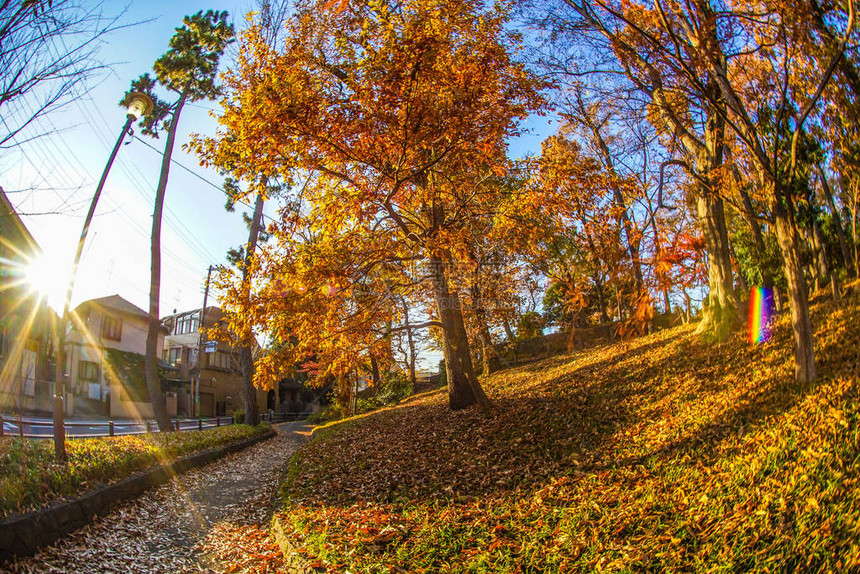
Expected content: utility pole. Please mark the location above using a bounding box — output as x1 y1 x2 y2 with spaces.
193 265 216 418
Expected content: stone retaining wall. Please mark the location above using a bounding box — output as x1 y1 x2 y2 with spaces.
0 429 275 561
271 513 326 573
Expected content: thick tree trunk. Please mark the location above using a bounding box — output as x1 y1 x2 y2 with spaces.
370 355 382 388
695 193 737 341
430 254 491 411
239 191 265 426
239 346 258 424
145 93 187 432
478 318 499 376
773 197 816 385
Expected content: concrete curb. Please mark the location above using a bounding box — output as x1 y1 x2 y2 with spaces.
0 428 276 561
270 513 326 573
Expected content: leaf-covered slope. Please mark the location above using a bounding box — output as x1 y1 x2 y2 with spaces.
278 291 860 572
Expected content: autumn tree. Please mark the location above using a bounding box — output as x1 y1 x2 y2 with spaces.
194 0 544 411
538 0 739 342
524 132 634 326
126 10 233 430
546 0 856 383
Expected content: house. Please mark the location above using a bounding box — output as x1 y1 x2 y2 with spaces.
0 187 56 415
161 306 268 417
65 295 172 418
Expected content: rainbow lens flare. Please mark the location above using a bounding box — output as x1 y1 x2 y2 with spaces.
748 286 773 344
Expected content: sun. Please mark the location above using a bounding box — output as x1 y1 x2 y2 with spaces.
24 249 71 312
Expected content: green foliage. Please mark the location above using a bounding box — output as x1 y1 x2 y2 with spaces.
102 348 168 402
231 409 245 424
123 10 234 137
153 10 233 98
731 216 784 289
0 424 268 516
306 407 334 425
277 286 860 571
541 281 570 326
516 311 544 340
374 371 413 406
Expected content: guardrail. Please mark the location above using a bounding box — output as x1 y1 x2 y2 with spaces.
260 411 314 423
0 415 235 439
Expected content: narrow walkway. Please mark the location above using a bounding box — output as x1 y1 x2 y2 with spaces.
3 422 311 574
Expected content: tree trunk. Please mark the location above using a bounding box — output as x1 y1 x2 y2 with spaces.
811 217 830 293
370 355 382 388
593 273 610 322
477 315 499 376
239 191 265 427
582 106 644 289
773 197 816 385
239 346 258 424
469 285 500 376
400 297 417 387
850 182 859 279
695 193 737 341
502 317 515 342
430 254 491 411
145 92 187 432
817 164 854 276
683 289 692 323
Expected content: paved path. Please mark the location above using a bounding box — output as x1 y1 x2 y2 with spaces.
2 422 311 574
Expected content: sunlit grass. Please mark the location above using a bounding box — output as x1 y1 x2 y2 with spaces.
277 286 860 572
0 424 269 517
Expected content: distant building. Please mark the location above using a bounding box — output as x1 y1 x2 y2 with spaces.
161 306 267 417
0 187 56 415
65 295 170 418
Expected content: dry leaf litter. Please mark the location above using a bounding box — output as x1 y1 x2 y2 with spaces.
2 422 310 574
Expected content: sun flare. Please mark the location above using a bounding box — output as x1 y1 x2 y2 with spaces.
24 250 71 312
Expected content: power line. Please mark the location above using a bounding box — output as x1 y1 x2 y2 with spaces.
131 134 280 226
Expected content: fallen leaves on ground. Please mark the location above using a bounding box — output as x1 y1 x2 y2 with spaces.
279 287 860 572
2 424 307 573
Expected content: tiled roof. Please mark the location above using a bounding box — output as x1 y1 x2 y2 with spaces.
74 295 149 319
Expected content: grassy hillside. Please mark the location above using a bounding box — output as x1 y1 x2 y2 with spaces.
277 289 860 573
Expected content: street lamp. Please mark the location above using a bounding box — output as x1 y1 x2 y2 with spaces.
53 91 153 460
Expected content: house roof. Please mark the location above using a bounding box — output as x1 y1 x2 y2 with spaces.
0 187 40 261
73 295 149 320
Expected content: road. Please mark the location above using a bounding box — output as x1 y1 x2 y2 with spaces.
1 421 311 573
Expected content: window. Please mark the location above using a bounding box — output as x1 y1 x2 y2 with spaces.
78 360 99 382
101 316 122 340
209 350 232 370
167 347 182 365
174 313 199 335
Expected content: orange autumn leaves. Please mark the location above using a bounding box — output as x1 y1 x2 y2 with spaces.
193 0 547 393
